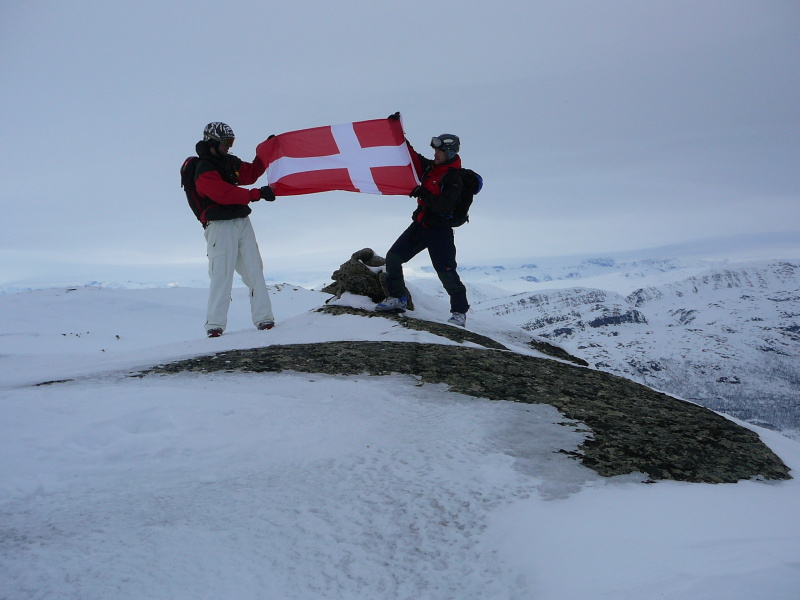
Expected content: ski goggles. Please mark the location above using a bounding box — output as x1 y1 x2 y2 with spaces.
219 137 235 148
430 136 456 149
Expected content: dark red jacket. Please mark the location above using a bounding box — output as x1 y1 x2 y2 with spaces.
408 142 464 228
193 141 266 224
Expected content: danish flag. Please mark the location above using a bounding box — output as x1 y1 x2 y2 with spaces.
256 117 419 196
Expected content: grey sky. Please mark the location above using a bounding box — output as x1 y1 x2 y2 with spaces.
1 0 798 283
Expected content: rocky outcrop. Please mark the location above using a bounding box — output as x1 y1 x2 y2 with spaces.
318 251 582 365
588 309 648 328
319 305 588 366
320 248 414 310
139 331 790 484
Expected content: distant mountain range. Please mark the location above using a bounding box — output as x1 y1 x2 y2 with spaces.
448 258 799 440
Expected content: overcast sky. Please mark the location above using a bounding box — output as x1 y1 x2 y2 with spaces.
1 0 798 285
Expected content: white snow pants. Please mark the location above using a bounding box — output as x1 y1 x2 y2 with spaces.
204 217 273 332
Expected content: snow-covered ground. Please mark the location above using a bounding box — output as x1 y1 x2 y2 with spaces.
1 283 799 599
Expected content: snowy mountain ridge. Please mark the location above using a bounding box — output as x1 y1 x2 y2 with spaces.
469 260 800 438
421 255 706 295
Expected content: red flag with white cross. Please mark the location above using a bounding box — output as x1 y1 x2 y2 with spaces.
256 117 419 196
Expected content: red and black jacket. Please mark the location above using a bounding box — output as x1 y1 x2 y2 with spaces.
408 142 464 228
193 141 266 225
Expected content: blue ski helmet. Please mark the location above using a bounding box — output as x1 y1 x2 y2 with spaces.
431 134 460 160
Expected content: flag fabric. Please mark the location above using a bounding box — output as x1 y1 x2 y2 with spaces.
256 118 419 196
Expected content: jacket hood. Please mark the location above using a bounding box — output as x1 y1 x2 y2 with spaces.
196 140 212 158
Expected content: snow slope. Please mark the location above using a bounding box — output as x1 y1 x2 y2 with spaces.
1 283 799 599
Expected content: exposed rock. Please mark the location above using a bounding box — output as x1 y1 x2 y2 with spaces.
318 305 508 350
318 305 588 366
139 339 790 484
588 310 648 327
320 248 414 310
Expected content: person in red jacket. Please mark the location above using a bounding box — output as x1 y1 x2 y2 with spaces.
376 123 469 327
194 122 276 338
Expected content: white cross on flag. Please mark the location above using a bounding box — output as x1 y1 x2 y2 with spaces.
256 118 419 196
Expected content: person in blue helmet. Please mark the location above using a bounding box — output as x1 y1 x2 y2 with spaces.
376 124 469 327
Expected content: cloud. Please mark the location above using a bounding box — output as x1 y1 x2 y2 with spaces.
1 0 798 281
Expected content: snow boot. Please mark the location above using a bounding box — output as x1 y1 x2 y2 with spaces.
448 312 467 327
375 296 407 313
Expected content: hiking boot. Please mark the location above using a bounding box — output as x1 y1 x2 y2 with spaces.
257 320 275 331
448 312 467 327
375 296 407 313
207 328 223 338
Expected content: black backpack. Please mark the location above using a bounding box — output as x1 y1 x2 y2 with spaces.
181 156 226 226
450 168 483 227
180 156 206 223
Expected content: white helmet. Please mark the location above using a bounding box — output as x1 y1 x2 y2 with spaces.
203 122 235 145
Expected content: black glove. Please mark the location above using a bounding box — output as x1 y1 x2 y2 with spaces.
259 186 276 201
388 112 400 120
409 186 434 202
267 134 276 140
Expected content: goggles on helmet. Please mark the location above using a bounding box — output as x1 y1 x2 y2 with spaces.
431 136 456 149
219 137 235 148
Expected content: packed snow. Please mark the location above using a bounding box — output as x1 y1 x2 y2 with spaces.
1 281 799 599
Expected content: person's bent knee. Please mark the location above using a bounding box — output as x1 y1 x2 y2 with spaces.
385 251 404 271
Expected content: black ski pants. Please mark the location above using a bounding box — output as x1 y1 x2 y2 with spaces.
385 222 469 314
